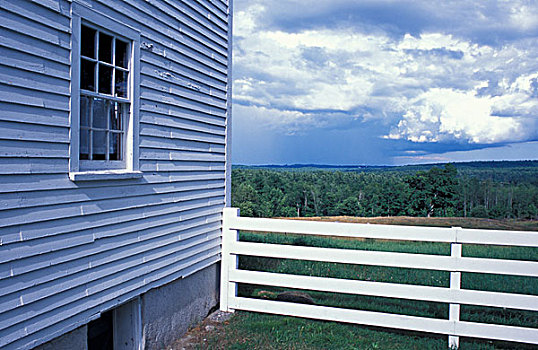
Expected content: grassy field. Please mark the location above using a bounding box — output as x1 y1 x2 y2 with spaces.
201 217 538 349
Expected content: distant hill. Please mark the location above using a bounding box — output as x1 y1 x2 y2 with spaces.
234 160 538 172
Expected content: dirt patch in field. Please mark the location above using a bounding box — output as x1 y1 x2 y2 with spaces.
168 310 233 350
281 216 538 231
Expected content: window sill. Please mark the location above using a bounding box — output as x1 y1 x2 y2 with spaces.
69 170 143 182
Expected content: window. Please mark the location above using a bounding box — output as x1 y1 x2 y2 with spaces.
70 4 141 181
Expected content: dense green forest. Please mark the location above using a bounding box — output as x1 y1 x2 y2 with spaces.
231 161 538 220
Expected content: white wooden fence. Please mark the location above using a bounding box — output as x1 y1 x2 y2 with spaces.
220 208 538 348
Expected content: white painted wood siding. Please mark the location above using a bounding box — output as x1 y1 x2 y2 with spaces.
0 0 230 349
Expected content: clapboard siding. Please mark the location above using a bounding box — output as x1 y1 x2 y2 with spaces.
0 171 225 194
0 64 70 96
0 1 71 34
0 0 230 348
0 46 70 82
0 178 224 212
0 26 70 65
0 139 68 158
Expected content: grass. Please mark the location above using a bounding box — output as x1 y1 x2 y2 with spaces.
203 217 538 349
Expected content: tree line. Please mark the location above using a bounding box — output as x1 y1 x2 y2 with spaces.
231 163 538 220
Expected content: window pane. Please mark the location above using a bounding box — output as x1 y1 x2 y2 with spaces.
99 32 113 64
115 69 128 97
81 59 95 91
92 131 106 160
92 98 107 128
115 39 129 68
98 64 113 94
109 132 122 160
81 25 96 58
80 129 90 159
80 96 91 127
110 102 123 130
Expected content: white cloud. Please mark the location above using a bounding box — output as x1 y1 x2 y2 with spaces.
386 88 526 143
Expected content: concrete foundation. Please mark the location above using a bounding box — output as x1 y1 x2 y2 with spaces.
142 264 220 350
33 325 87 350
33 263 219 350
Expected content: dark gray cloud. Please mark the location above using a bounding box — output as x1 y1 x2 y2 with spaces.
236 0 538 46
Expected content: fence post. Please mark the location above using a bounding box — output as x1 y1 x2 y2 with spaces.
449 227 462 349
220 207 240 312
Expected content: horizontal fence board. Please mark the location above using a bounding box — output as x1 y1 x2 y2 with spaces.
458 228 538 247
231 241 454 271
230 297 454 335
456 321 538 344
229 270 538 311
230 217 538 248
232 241 538 277
230 216 456 242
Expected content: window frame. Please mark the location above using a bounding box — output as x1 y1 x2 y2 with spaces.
70 3 141 181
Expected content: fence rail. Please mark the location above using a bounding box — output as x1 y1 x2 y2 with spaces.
220 208 538 348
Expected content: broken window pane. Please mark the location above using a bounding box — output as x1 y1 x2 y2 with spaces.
98 64 113 94
81 25 96 58
81 59 95 91
115 69 128 97
115 39 129 68
99 32 113 64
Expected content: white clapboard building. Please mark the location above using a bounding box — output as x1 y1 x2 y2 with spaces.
0 0 232 349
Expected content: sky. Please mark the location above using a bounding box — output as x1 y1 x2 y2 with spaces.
230 0 538 165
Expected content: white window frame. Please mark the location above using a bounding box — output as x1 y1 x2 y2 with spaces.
70 3 141 181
